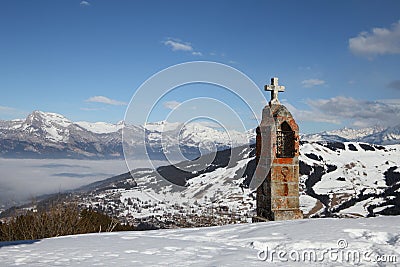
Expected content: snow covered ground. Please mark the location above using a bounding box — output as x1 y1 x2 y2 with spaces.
1 216 399 266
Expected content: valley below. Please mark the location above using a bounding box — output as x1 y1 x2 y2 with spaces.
1 141 399 231
1 111 400 229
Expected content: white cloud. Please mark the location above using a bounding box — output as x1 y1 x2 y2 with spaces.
0 105 15 112
286 96 400 128
298 66 312 71
80 107 105 111
379 98 400 105
85 96 127 106
349 20 400 57
163 101 181 110
80 1 90 6
0 105 27 119
283 102 339 124
301 79 326 88
163 38 205 57
163 39 193 52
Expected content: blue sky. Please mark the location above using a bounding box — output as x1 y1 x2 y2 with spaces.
1 0 400 133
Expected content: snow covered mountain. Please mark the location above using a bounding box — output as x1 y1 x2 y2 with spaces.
9 140 398 228
1 110 400 223
0 111 121 158
75 120 125 134
302 125 400 145
0 216 399 266
0 111 251 159
360 125 400 145
1 110 399 159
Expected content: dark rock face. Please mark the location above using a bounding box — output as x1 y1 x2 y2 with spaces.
323 142 345 152
359 143 375 151
299 161 312 176
304 165 330 208
348 144 357 151
384 167 400 186
305 153 323 161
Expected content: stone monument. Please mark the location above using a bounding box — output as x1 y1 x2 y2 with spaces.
255 77 303 221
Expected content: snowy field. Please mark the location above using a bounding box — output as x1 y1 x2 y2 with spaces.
0 158 164 209
0 216 399 266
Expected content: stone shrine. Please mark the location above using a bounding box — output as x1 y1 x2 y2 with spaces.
255 77 303 221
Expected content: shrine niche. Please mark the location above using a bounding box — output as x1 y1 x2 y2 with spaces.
277 121 295 158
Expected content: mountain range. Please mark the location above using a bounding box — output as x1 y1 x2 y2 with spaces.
1 110 399 159
301 125 400 145
1 111 400 226
0 111 252 159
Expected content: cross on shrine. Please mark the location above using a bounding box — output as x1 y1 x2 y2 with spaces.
264 77 285 104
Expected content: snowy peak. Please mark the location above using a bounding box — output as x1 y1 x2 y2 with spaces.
324 126 385 140
144 121 183 132
179 123 248 146
76 121 124 134
25 110 72 128
302 125 400 145
20 111 73 142
361 125 400 145
143 121 251 151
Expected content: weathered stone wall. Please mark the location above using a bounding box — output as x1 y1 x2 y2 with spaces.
255 103 303 221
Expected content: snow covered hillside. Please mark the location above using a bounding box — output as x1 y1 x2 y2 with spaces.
0 216 399 266
1 110 400 224
8 141 396 228
299 142 400 217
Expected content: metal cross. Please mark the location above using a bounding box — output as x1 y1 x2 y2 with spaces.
264 77 285 104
